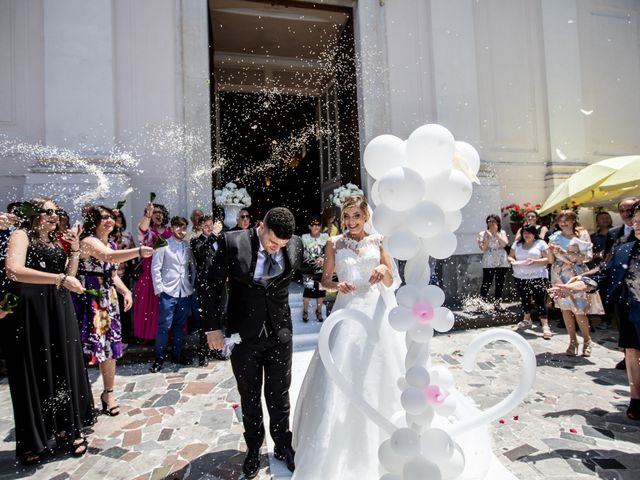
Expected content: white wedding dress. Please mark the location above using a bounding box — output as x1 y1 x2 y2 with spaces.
292 233 404 480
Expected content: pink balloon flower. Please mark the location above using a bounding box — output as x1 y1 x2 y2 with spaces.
412 302 434 324
424 385 445 405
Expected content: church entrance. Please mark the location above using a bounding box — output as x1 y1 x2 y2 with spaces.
208 0 360 232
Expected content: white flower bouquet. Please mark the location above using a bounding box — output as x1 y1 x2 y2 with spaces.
329 183 364 207
214 182 252 207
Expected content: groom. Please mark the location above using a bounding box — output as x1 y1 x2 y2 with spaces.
206 207 303 478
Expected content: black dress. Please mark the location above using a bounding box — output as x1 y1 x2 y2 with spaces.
3 240 94 458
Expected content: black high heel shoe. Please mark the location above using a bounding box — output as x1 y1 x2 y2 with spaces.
19 451 41 466
627 399 640 421
100 389 120 416
71 437 88 457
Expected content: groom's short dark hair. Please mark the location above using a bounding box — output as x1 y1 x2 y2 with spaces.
264 207 295 239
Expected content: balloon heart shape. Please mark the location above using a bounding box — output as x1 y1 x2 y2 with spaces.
318 311 537 438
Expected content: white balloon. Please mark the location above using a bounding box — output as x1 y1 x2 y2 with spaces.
407 323 434 343
384 231 421 261
380 474 402 480
378 166 425 212
420 428 455 463
405 366 430 387
390 428 421 458
372 205 407 236
422 232 458 259
403 456 442 480
401 387 428 415
396 285 420 308
364 134 406 180
406 124 455 179
440 444 466 479
397 376 408 391
419 285 446 308
406 406 434 427
443 209 462 232
388 306 414 332
432 307 455 333
429 366 455 391
370 180 382 207
378 439 405 474
408 201 445 238
455 141 480 175
424 170 473 212
404 246 431 286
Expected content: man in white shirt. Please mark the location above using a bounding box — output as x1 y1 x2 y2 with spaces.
150 216 197 372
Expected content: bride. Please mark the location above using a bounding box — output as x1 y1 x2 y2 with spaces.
292 194 404 479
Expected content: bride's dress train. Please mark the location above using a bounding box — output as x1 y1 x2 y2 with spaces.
292 234 403 479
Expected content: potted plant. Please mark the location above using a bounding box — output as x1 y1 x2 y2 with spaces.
214 183 252 228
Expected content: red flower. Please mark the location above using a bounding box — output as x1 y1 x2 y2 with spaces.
513 415 519 421
569 428 577 434
498 419 505 424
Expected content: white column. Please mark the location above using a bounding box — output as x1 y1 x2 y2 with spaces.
43 0 115 152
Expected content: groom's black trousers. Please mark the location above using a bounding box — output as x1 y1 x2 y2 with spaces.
230 336 293 450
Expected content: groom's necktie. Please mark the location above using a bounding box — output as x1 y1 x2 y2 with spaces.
260 253 283 285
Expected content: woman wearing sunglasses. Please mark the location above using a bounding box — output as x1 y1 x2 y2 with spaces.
4 198 93 464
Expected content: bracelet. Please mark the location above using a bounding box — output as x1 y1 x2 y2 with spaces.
54 273 64 288
138 246 142 257
144 215 151 219
70 249 79 253
56 274 67 289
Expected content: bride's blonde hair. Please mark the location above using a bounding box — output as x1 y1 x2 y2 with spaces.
340 194 370 230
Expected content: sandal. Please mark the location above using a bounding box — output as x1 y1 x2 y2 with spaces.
100 389 120 416
627 399 640 421
566 340 579 356
315 309 323 322
19 451 41 466
72 437 88 457
302 311 309 322
542 325 553 340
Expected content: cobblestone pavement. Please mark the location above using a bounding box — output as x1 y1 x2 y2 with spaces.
0 300 638 479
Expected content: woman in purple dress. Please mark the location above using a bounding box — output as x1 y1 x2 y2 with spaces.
133 202 172 341
74 206 153 416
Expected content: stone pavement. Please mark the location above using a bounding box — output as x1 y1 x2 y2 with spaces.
0 290 638 479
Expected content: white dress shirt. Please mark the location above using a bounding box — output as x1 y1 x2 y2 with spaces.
152 236 196 297
253 229 285 282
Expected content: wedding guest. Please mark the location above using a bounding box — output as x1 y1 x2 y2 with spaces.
74 206 153 416
514 210 548 243
591 211 613 265
133 202 172 342
230 208 252 231
185 208 204 242
301 215 329 322
150 216 197 372
110 208 137 342
477 214 510 310
4 198 93 463
190 214 226 366
548 210 604 356
508 224 552 338
549 201 640 419
605 197 639 258
321 206 339 236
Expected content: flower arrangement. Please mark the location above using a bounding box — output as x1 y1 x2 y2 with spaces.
501 202 541 223
329 183 364 208
214 183 252 207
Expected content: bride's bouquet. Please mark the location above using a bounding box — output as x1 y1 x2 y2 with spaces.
214 182 252 207
329 183 363 208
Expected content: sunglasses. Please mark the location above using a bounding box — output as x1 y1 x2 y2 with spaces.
42 208 65 216
239 214 250 219
101 214 116 221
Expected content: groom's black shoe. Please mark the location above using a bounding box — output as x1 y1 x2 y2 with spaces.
242 446 261 479
274 445 295 472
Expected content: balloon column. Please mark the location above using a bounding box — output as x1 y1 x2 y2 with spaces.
317 124 536 480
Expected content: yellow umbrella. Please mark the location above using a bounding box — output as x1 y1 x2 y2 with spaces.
538 155 640 215
599 156 640 192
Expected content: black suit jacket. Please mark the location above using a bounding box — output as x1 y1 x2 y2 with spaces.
605 224 637 257
203 228 304 343
190 233 220 287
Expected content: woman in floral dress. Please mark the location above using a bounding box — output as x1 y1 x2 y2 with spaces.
549 210 604 357
74 206 153 416
301 214 329 321
133 201 172 341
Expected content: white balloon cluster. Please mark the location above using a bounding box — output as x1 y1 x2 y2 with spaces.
365 124 479 261
318 123 536 480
